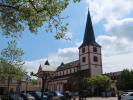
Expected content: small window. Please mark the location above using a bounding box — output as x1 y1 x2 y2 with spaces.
68 69 70 74
66 70 68 74
82 57 86 62
82 47 85 53
93 56 98 62
93 47 97 52
74 68 75 72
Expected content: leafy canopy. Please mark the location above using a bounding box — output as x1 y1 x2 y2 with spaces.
0 61 25 81
0 40 25 81
0 0 80 39
1 40 24 66
84 75 111 90
117 69 133 90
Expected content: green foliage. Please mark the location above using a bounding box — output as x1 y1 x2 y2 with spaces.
117 69 133 90
0 61 25 81
0 39 25 82
0 0 80 39
84 75 111 91
1 40 24 66
31 79 38 85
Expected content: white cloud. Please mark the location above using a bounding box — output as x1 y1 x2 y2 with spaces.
97 35 133 56
86 0 133 23
24 47 79 73
23 59 46 73
105 18 133 41
96 35 133 73
58 47 78 58
103 52 133 73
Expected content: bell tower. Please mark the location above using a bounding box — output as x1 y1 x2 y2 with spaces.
79 9 102 77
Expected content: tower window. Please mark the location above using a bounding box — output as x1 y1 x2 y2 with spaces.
82 47 85 53
82 57 86 62
66 70 68 74
93 47 97 52
93 56 98 62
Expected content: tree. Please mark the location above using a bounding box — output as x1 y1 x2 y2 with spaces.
117 69 133 90
0 0 80 39
0 61 25 98
31 78 38 85
84 75 111 96
0 40 25 98
1 40 24 66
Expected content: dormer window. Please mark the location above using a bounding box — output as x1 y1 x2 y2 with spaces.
82 47 85 53
93 47 97 52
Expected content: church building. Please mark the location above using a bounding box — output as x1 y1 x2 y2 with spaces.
37 9 102 92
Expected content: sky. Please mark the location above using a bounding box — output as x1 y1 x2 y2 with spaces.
1 0 133 74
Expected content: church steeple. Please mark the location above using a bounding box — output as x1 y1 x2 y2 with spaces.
80 8 100 48
79 8 102 77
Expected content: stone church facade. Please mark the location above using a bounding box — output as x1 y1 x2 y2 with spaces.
37 9 102 92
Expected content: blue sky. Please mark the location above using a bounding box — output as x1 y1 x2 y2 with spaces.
1 0 133 73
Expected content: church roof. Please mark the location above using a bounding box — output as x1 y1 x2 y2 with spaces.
38 60 56 72
45 60 50 65
57 60 79 71
79 9 100 48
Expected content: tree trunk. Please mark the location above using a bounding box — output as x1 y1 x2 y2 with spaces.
41 75 47 100
7 76 10 100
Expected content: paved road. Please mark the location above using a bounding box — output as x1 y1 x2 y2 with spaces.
74 97 117 100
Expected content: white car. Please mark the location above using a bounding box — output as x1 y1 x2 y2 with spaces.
26 93 35 100
121 92 133 100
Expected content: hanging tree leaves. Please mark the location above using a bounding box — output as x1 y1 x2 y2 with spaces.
0 0 80 39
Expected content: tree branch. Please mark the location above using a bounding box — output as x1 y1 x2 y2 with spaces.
0 3 19 11
28 0 38 12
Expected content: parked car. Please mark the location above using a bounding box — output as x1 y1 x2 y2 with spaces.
47 91 65 100
28 91 47 100
121 92 133 100
9 93 35 100
61 91 73 99
9 94 24 100
20 93 35 100
36 92 47 100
